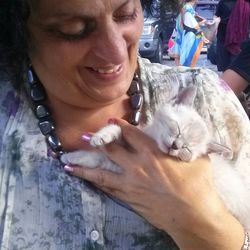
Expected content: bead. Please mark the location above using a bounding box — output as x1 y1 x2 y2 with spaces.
47 148 58 159
48 148 64 159
30 84 46 102
27 68 38 85
127 80 140 96
130 93 143 110
90 230 100 241
133 74 139 81
35 104 50 119
130 110 141 125
46 134 62 151
39 120 55 135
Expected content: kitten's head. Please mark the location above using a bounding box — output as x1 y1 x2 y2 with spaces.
150 86 232 161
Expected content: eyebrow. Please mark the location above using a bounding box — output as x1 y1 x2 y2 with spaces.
44 0 132 20
45 10 93 21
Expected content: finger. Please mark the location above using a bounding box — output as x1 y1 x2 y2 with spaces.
64 165 124 190
112 118 159 153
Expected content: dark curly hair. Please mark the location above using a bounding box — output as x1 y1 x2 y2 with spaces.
0 0 30 85
0 0 179 86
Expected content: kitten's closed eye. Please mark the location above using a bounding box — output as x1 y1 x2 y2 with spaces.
172 138 184 149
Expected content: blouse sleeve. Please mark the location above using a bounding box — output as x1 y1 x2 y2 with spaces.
183 11 199 29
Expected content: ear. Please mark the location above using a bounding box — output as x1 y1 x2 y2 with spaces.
174 86 197 106
207 141 233 159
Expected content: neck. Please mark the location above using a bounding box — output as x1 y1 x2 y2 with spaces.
51 93 129 127
44 92 130 151
26 67 143 157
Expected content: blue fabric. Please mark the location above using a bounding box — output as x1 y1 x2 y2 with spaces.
169 4 203 66
180 32 203 66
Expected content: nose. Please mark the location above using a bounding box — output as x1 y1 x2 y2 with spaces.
93 22 127 64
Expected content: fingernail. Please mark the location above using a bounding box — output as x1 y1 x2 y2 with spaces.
64 165 74 173
81 133 92 142
107 118 117 124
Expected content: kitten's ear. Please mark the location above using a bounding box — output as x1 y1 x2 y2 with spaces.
207 141 233 159
175 86 197 106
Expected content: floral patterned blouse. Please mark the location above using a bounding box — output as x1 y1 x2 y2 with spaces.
0 57 249 250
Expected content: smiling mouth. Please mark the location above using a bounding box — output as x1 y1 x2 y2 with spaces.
91 64 123 74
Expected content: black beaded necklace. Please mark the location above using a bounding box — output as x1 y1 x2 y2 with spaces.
26 66 143 165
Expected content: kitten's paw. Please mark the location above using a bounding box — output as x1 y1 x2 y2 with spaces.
60 151 86 166
90 124 122 147
61 150 104 168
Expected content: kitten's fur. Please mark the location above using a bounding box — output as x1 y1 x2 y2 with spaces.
61 86 250 229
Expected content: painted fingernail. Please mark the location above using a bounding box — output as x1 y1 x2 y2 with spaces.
81 133 92 142
64 165 74 173
107 118 117 124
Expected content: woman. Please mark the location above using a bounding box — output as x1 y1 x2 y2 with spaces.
215 0 250 72
222 39 250 95
222 39 250 117
0 0 249 249
169 0 205 67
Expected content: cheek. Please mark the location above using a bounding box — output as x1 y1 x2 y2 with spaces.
124 16 144 47
134 18 144 42
125 20 143 67
29 38 86 75
28 27 86 68
29 43 82 96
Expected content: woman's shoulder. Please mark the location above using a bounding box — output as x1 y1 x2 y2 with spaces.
138 57 218 118
182 3 195 14
0 80 21 116
139 56 229 98
0 80 23 140
138 57 181 110
138 57 222 104
141 59 248 126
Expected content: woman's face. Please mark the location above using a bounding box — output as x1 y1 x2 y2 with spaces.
27 0 143 108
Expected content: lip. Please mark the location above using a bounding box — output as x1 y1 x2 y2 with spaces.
92 64 122 74
85 64 124 82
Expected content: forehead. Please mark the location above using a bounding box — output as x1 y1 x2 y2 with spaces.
30 0 137 17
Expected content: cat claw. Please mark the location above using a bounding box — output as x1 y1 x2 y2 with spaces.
89 124 122 147
90 136 106 147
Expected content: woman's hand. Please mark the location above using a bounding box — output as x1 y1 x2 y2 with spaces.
202 35 210 44
65 119 245 250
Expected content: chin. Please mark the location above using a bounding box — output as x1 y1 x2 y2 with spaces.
96 86 128 103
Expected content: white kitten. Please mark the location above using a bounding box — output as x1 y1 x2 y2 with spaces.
61 86 250 229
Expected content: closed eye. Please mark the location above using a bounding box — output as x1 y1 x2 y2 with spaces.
45 20 96 42
114 8 139 23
